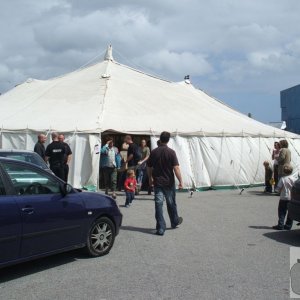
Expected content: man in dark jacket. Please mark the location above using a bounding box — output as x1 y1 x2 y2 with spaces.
34 134 46 161
45 132 66 180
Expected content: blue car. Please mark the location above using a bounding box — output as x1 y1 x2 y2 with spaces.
0 157 122 268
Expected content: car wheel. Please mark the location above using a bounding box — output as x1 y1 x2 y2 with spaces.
86 217 116 257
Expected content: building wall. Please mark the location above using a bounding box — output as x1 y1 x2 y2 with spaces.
281 84 300 134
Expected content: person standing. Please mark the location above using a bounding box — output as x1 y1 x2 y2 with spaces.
277 139 291 181
45 132 66 180
263 161 273 193
272 142 281 189
100 136 121 199
58 134 72 182
117 142 129 191
272 165 295 230
34 134 47 161
147 131 183 236
136 139 150 194
125 135 141 172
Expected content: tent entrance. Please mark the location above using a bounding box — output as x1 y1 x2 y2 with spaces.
101 132 151 150
99 132 151 190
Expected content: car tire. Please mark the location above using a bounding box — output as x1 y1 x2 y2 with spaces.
86 217 116 257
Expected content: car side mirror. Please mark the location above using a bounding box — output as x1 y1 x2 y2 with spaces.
60 183 73 197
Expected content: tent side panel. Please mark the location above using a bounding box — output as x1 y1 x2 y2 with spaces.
0 131 101 189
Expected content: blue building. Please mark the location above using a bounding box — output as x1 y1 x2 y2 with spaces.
281 84 300 134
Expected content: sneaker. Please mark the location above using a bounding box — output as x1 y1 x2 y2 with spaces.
172 217 183 229
272 225 284 230
125 204 130 208
156 230 164 236
284 225 292 230
112 193 117 200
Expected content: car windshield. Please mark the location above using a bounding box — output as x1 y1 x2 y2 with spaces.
0 152 48 170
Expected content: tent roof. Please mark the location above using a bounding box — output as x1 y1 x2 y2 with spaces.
0 47 298 138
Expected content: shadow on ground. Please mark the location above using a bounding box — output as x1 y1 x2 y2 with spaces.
121 226 156 235
0 249 87 283
249 225 274 230
246 190 277 196
263 229 300 247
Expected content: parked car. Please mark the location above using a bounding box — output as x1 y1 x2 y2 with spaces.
0 150 50 171
289 178 300 222
0 157 122 268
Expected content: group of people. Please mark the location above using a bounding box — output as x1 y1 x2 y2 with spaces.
34 132 72 182
100 132 183 236
100 135 151 200
263 139 295 230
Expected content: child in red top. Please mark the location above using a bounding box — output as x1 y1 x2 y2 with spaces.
124 169 137 207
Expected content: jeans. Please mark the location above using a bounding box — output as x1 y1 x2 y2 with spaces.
125 191 135 205
277 199 293 229
137 168 145 185
103 167 117 193
154 185 180 232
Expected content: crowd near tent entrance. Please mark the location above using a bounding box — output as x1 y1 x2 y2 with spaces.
99 132 151 189
0 45 300 191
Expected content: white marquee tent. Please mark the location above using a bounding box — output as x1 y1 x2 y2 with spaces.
0 46 299 189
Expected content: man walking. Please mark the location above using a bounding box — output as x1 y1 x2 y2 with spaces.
58 134 72 182
147 131 183 236
45 132 66 180
34 134 47 161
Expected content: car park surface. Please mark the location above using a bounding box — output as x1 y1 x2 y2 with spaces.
0 188 299 300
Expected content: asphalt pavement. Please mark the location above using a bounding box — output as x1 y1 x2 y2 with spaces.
1 188 300 300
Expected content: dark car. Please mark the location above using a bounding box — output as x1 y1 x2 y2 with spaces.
0 150 50 171
0 157 122 268
289 178 300 222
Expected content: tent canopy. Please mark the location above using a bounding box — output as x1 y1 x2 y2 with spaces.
0 46 297 138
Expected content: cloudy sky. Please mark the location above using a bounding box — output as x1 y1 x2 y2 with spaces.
0 0 300 123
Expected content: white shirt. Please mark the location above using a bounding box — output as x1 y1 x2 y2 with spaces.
277 175 295 200
107 147 116 168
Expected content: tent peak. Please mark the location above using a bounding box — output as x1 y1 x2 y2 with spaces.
104 45 114 61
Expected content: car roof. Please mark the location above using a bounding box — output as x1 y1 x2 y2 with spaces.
0 156 37 165
0 149 36 154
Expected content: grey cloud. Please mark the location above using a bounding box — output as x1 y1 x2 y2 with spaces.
0 0 300 123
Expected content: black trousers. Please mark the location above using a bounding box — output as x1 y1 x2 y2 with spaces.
51 164 65 181
265 179 272 193
63 164 69 182
274 164 279 188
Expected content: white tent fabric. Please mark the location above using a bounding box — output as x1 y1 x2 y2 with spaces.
0 46 299 189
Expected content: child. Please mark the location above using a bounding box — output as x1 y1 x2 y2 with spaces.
272 165 295 230
263 161 273 193
124 169 137 208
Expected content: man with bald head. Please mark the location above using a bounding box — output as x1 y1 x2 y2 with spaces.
34 134 47 161
45 132 66 180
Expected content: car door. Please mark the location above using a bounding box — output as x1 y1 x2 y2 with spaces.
0 167 22 264
1 160 86 258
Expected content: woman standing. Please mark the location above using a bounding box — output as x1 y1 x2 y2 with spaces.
272 142 281 189
277 139 292 181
